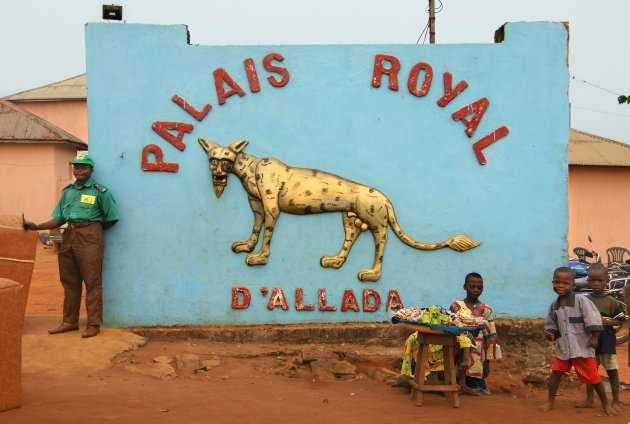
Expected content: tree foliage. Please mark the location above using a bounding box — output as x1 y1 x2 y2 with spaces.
618 95 630 104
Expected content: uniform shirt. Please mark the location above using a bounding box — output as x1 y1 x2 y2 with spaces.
52 177 119 223
586 294 625 355
544 292 604 360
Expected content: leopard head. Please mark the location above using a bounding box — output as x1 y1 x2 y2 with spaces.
198 138 248 198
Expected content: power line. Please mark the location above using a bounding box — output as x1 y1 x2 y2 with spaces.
571 104 630 118
570 75 621 96
415 0 443 44
416 20 430 44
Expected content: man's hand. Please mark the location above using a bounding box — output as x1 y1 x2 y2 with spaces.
588 334 599 349
102 220 118 230
23 218 64 232
23 220 38 231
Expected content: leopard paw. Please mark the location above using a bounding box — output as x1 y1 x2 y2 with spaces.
320 255 345 269
358 269 381 282
232 241 255 253
246 253 268 265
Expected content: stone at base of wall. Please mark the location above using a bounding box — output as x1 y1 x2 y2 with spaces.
130 318 548 352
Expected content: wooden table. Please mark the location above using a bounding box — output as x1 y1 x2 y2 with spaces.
403 323 460 408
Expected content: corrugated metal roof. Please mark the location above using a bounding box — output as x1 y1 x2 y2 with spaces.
2 74 86 102
0 98 87 149
569 128 630 167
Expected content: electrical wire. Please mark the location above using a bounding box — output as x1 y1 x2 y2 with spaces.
416 20 430 44
571 104 630 119
416 0 443 44
570 75 621 96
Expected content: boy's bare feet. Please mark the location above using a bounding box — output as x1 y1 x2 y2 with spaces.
611 402 622 412
388 375 412 389
574 399 594 408
602 403 616 416
459 385 481 396
538 401 554 412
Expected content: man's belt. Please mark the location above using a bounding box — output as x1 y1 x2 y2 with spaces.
66 221 98 229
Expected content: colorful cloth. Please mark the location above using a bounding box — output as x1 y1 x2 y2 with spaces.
450 300 502 379
400 331 474 378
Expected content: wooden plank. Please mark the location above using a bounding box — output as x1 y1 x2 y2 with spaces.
417 384 458 392
402 323 446 334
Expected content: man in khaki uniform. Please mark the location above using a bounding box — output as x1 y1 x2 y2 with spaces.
25 154 119 338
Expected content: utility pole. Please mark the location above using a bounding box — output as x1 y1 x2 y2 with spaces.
429 0 436 44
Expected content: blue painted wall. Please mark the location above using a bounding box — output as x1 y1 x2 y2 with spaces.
85 22 568 326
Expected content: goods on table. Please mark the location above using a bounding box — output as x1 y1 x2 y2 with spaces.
394 305 485 327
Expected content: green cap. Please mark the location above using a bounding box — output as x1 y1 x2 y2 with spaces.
71 153 94 167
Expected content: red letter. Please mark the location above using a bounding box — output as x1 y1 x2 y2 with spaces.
451 97 489 138
151 121 194 151
267 287 289 310
141 144 178 172
171 94 212 121
473 126 510 165
232 287 251 309
318 289 337 311
263 53 290 87
372 54 400 91
213 68 246 105
386 290 404 311
295 288 315 311
362 289 381 312
407 62 433 97
437 72 468 107
341 289 360 312
244 58 261 93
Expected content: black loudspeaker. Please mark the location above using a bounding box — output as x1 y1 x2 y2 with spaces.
102 5 122 21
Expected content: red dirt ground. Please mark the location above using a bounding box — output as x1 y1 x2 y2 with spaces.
5 243 630 423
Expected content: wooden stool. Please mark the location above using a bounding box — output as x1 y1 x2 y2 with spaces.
404 324 459 407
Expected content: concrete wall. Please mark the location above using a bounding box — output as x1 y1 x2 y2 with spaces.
86 22 569 326
568 166 630 263
0 143 76 223
16 100 88 143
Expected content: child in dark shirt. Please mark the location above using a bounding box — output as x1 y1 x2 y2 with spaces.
576 264 625 412
538 267 615 416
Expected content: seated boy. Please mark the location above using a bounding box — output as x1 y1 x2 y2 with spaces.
538 267 615 416
390 272 501 394
450 272 502 395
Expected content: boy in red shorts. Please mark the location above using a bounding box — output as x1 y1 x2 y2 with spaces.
538 267 615 416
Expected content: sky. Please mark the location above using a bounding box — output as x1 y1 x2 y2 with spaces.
1 0 628 144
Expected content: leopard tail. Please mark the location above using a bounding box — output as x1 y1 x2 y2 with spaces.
385 201 482 252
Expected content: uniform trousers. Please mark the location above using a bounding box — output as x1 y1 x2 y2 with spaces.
57 222 104 326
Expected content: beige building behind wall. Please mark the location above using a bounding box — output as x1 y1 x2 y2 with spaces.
0 98 86 223
3 74 87 143
568 129 630 263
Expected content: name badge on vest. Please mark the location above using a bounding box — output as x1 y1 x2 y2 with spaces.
80 194 96 205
